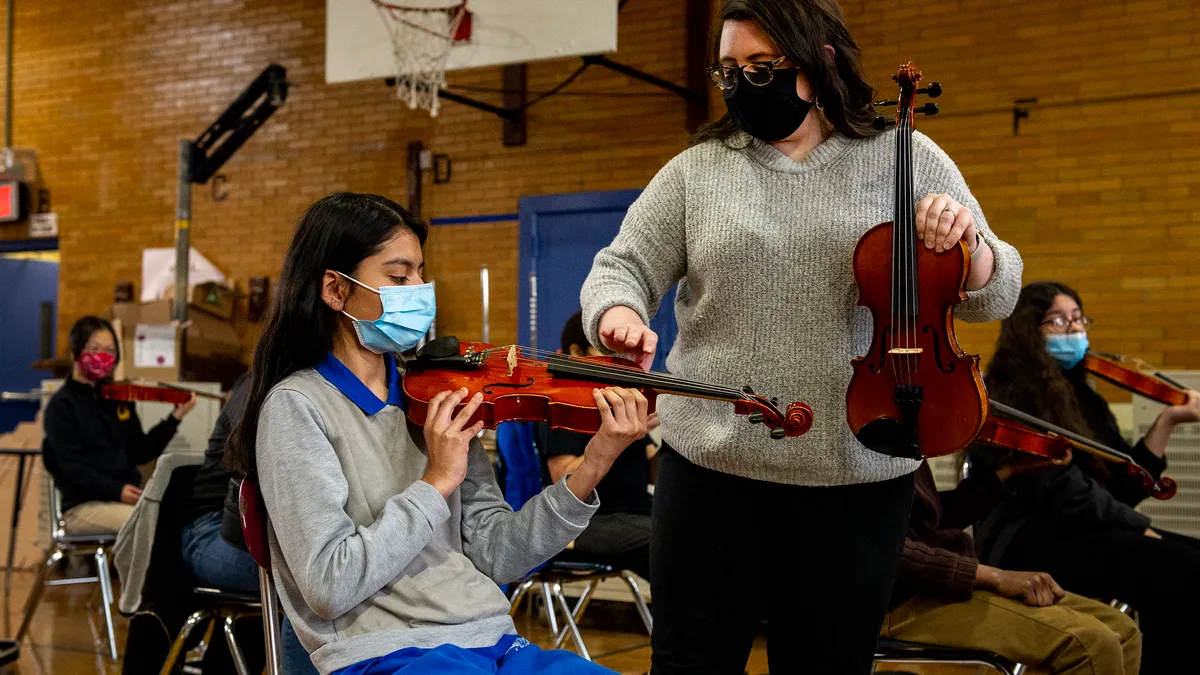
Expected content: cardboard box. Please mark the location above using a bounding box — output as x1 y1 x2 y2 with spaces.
109 301 243 382
111 318 182 383
139 300 242 361
165 281 236 320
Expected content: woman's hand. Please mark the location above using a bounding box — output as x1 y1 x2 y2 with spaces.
172 394 197 420
976 565 1065 607
1144 527 1162 539
566 388 650 501
1145 390 1200 457
120 484 143 505
1164 390 1200 425
598 306 659 371
915 193 978 254
421 388 486 498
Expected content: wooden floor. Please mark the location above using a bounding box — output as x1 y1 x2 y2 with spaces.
0 569 979 674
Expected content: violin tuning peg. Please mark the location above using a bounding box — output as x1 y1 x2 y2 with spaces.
873 116 895 131
748 412 765 424
872 99 899 108
918 102 939 116
925 82 942 98
770 428 787 440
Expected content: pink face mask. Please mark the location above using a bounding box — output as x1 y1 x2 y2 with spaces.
78 351 117 381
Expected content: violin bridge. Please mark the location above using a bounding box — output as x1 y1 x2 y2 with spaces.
887 348 924 355
506 345 518 377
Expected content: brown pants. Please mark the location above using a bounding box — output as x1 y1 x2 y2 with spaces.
62 501 135 536
882 591 1141 675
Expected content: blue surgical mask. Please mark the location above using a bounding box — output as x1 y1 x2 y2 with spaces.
1046 332 1089 369
337 272 435 355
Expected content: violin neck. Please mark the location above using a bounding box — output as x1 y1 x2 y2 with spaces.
546 356 741 402
989 400 1135 465
893 86 918 319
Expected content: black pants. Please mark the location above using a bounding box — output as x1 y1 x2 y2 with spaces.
558 512 652 581
649 447 914 675
1004 523 1200 675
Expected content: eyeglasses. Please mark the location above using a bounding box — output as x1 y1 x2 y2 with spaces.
84 343 119 356
706 55 791 90
1041 316 1093 333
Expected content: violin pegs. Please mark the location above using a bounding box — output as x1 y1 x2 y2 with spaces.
918 102 939 116
922 82 942 98
770 428 787 440
873 116 896 130
748 412 765 424
872 99 899 108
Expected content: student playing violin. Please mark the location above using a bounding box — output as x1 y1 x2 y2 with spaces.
974 281 1200 675
226 192 648 675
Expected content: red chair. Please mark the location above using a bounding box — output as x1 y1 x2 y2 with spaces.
240 477 284 675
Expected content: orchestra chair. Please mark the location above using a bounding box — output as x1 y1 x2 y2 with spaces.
872 639 1026 674
498 422 653 661
16 470 120 661
238 478 285 675
157 586 263 675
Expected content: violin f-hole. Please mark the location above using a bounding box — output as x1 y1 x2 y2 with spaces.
482 378 536 395
868 325 891 374
922 325 957 374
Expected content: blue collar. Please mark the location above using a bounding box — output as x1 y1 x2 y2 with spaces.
314 352 405 415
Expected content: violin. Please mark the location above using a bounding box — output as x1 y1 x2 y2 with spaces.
846 62 987 460
986 400 1177 500
101 382 223 406
976 414 1071 461
1081 352 1191 407
403 337 814 439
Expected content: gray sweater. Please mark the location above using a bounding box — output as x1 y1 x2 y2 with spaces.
582 130 1023 487
256 369 598 674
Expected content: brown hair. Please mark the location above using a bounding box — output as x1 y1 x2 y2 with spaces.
691 0 880 147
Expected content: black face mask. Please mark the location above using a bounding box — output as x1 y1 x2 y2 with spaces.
723 69 814 142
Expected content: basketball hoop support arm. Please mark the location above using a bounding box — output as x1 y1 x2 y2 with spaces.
580 55 704 106
173 64 289 322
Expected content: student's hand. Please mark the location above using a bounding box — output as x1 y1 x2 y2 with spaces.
172 394 197 420
1144 527 1162 539
421 388 486 499
983 568 1065 607
565 388 649 502
915 193 979 254
647 411 661 431
994 449 1072 483
1163 391 1200 425
598 306 658 371
120 484 143 505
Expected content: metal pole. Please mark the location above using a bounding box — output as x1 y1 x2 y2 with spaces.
173 140 192 322
4 0 14 150
528 273 538 351
480 265 489 343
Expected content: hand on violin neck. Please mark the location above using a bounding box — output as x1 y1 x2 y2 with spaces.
1164 390 1200 426
172 393 198 420
914 193 996 290
598 306 658 371
1144 390 1200 458
994 449 1072 483
421 387 486 499
566 387 650 502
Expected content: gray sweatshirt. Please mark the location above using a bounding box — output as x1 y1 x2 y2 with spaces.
255 369 598 674
582 130 1023 487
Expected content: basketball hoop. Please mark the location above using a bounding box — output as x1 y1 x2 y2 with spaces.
373 0 472 117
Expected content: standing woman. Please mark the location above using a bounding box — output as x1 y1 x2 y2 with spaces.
975 281 1200 675
581 0 1023 671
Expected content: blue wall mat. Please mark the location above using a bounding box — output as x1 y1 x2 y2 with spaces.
0 258 58 434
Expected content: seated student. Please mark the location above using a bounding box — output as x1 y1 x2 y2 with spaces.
539 311 655 581
180 371 317 675
882 456 1141 675
42 315 195 535
225 192 648 675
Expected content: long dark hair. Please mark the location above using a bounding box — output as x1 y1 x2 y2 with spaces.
691 0 879 146
226 192 428 476
985 281 1092 436
68 315 120 365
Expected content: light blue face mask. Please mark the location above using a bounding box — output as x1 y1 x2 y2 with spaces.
337 272 435 355
1046 331 1089 369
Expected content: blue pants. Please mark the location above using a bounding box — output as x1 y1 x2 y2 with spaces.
181 511 318 675
334 635 616 675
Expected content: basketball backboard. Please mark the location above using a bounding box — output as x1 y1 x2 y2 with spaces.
325 0 620 85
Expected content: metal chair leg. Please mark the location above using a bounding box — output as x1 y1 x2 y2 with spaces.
159 610 213 675
552 582 591 661
1012 664 1027 675
95 548 119 661
619 571 653 635
540 582 559 635
553 581 597 649
224 613 252 675
16 548 62 642
260 568 284 675
507 578 536 616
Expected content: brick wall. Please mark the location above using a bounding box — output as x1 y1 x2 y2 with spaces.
3 0 1198 393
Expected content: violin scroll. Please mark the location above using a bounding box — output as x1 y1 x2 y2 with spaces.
734 397 814 438
893 61 922 87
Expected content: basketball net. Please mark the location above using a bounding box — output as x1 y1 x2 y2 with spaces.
373 0 471 117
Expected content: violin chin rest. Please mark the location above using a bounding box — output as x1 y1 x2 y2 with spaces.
417 336 461 359
856 418 922 460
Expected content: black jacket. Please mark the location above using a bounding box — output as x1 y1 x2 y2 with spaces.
42 378 180 512
973 364 1166 566
182 372 251 540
